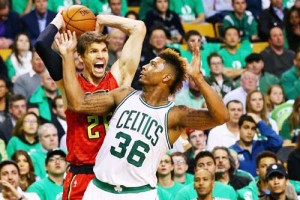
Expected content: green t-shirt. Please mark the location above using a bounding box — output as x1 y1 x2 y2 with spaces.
27 177 63 200
218 40 252 69
138 0 154 20
6 136 41 158
271 100 294 131
158 182 184 199
48 0 76 12
12 0 28 14
174 181 237 200
169 0 204 23
81 0 128 16
29 148 47 179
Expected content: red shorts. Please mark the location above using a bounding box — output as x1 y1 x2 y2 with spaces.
62 167 95 200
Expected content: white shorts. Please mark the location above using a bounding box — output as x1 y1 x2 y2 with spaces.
83 179 159 200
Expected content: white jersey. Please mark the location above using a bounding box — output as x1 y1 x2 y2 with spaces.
94 90 174 188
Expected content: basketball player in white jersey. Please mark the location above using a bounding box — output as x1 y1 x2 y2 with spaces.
56 30 229 200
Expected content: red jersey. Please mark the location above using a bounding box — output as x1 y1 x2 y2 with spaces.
65 72 118 165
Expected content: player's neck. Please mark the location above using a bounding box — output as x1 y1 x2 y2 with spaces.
82 71 104 86
141 87 169 106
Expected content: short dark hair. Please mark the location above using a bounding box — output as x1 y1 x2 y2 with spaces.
207 52 223 66
195 151 216 166
52 95 62 109
0 0 9 9
226 100 243 108
224 26 240 37
184 30 201 42
245 53 263 64
149 25 170 39
256 151 278 167
77 31 109 56
9 94 26 108
171 152 188 164
158 48 186 94
268 26 283 39
0 160 20 176
238 114 256 127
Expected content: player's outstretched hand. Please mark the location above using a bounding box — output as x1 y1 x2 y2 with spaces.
55 30 77 56
186 39 201 78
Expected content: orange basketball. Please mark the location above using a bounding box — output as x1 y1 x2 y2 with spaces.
62 5 96 36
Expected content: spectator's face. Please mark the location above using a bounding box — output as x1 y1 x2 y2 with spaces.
233 0 246 15
9 100 26 120
188 130 207 150
289 10 300 26
34 0 48 15
269 86 284 105
150 29 167 51
108 29 126 52
0 5 9 23
209 56 223 76
224 28 240 48
240 71 258 93
0 164 20 189
187 35 202 50
23 114 39 135
271 0 283 8
41 73 57 92
295 0 300 8
53 98 66 120
269 27 284 48
172 156 188 176
156 0 168 13
195 156 216 175
267 174 287 195
157 154 173 176
213 149 231 173
294 52 300 70
39 128 58 150
16 34 30 52
256 157 276 181
249 92 264 113
16 155 30 176
109 0 122 16
239 120 257 145
227 102 243 124
246 60 264 76
194 170 214 197
0 80 8 99
46 155 67 176
32 52 45 74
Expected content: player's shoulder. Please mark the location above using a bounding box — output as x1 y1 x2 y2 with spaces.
112 86 135 104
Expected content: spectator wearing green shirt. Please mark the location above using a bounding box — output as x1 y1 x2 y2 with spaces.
171 152 194 186
11 0 32 16
168 0 205 23
223 0 259 41
280 49 300 100
194 169 215 200
27 148 67 200
219 26 252 79
175 151 237 200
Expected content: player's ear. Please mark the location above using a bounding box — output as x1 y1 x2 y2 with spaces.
162 73 172 83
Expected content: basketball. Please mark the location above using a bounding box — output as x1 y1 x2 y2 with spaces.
62 5 96 36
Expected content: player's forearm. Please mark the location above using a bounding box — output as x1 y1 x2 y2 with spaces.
192 74 229 125
97 15 146 35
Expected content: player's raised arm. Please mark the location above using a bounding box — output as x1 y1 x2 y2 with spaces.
171 41 229 131
96 15 146 86
56 31 130 115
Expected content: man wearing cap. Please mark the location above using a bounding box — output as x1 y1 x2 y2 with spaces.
27 148 67 200
235 53 279 94
260 163 297 200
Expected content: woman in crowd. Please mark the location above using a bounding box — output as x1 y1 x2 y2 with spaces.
285 6 300 51
5 33 32 82
266 84 286 114
6 112 40 158
11 150 36 191
246 89 279 132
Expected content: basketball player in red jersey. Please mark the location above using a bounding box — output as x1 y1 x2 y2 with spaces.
35 14 146 200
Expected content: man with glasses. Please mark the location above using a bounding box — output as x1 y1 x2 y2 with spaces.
27 148 67 200
171 152 194 185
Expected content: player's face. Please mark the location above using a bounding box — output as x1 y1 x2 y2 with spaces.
16 155 30 176
0 164 20 189
82 42 109 80
40 128 58 151
213 149 231 173
23 114 39 135
195 156 216 175
157 154 173 176
194 170 214 197
249 92 264 113
239 121 256 144
269 86 284 105
268 174 287 194
172 156 188 176
46 155 67 176
189 130 206 150
256 157 276 180
139 57 167 85
227 102 243 124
